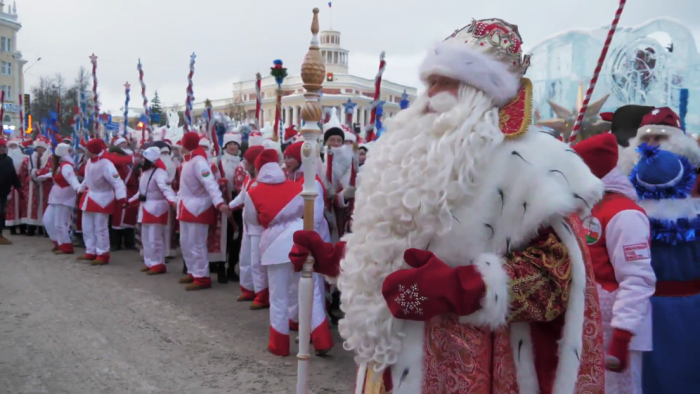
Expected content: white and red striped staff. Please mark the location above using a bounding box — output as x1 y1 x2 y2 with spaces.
184 52 196 132
365 51 385 142
89 54 99 137
18 93 23 139
254 72 262 130
569 0 627 144
138 59 150 144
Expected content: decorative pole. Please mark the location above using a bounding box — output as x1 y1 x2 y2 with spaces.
185 52 196 132
297 8 324 394
18 93 23 139
123 82 130 138
342 98 356 127
270 60 288 142
365 51 386 142
680 88 689 132
138 59 150 141
569 0 627 144
254 72 262 130
0 90 5 132
89 54 100 138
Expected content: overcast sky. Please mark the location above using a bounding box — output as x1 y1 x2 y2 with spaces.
16 0 700 114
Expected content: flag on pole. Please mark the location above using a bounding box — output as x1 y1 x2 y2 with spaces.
328 2 331 7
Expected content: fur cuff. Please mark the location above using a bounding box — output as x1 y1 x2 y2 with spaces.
460 253 510 329
419 41 520 106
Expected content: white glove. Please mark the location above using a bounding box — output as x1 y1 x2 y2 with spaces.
343 187 356 200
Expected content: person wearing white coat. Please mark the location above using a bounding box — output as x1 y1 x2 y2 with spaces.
245 148 333 357
127 147 177 275
41 143 81 254
76 139 127 265
228 145 269 308
176 132 229 291
574 134 656 394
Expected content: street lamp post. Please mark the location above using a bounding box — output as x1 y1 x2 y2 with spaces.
23 57 41 74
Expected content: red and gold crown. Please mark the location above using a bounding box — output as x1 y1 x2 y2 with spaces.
447 18 531 78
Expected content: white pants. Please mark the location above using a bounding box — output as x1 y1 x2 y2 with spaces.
268 263 326 335
239 233 254 292
250 235 268 293
43 204 73 246
180 222 209 278
288 273 327 331
142 223 166 267
605 351 643 394
82 211 110 256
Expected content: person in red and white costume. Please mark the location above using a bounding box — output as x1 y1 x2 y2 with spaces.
176 132 230 291
245 148 333 357
109 137 140 250
221 131 243 281
77 139 127 265
40 143 81 254
283 141 333 331
73 141 88 247
22 136 53 235
128 147 177 275
321 109 355 243
5 138 28 234
292 18 606 393
574 133 656 394
229 145 270 308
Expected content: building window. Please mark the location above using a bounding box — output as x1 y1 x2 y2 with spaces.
1 85 11 98
1 61 11 76
1 37 10 52
327 52 332 63
334 52 338 64
3 115 9 123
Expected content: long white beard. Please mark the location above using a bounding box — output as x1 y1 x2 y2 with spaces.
337 86 503 370
327 145 354 189
161 154 176 181
618 133 700 176
31 151 50 170
221 152 241 181
8 148 24 172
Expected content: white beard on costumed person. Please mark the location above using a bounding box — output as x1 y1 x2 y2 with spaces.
618 131 700 176
8 146 24 172
161 152 177 182
338 84 505 371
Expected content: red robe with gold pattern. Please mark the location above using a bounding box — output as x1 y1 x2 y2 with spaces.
206 159 227 262
22 151 53 226
109 154 139 229
5 156 28 226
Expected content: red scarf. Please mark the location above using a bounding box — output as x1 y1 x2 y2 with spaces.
183 147 207 162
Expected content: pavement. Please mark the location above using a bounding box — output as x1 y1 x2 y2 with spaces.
0 233 356 394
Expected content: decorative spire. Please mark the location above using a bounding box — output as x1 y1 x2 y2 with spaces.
299 7 325 137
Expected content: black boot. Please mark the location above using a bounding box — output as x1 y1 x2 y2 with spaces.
9 226 17 236
227 263 239 282
110 228 121 251
73 232 85 248
123 228 137 250
210 262 228 284
19 225 26 235
26 225 35 236
182 260 187 275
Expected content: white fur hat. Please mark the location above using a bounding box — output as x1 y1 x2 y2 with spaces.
54 143 71 158
418 18 530 106
7 137 22 147
248 130 263 147
199 137 211 149
223 132 242 147
143 146 161 163
344 131 357 143
33 137 49 149
323 108 342 133
113 137 127 146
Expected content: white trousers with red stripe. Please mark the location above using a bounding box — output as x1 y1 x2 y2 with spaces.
180 222 210 278
43 204 73 247
268 263 326 335
239 233 254 292
82 212 110 256
142 223 166 268
288 272 327 330
250 235 268 293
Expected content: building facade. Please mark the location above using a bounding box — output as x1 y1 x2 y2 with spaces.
0 1 24 137
164 29 417 135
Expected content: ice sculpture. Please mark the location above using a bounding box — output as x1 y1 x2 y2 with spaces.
528 17 700 136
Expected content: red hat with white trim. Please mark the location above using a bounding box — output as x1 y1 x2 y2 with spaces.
33 136 50 149
255 148 279 171
223 132 242 147
284 141 303 163
248 130 263 147
637 107 684 138
572 133 618 179
284 126 298 143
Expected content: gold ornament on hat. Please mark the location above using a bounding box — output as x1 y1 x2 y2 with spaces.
448 18 531 78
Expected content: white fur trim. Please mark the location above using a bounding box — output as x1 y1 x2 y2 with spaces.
142 147 160 163
344 131 357 143
114 137 126 146
550 220 587 394
248 135 263 147
459 253 510 329
419 41 520 106
199 138 211 148
223 132 242 147
33 140 48 149
388 321 424 394
637 124 683 139
510 323 538 394
639 198 698 221
54 143 71 158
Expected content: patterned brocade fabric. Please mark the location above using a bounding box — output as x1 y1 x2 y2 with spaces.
504 229 572 323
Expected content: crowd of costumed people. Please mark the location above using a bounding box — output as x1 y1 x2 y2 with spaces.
1 9 700 394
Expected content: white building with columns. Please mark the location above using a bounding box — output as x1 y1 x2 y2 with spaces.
165 29 417 134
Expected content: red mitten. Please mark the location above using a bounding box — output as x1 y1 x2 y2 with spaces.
381 249 486 321
289 230 345 277
606 329 633 372
217 178 228 186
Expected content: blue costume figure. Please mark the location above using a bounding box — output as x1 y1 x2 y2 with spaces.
631 143 700 394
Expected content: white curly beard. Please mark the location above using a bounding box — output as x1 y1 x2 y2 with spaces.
337 85 504 369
